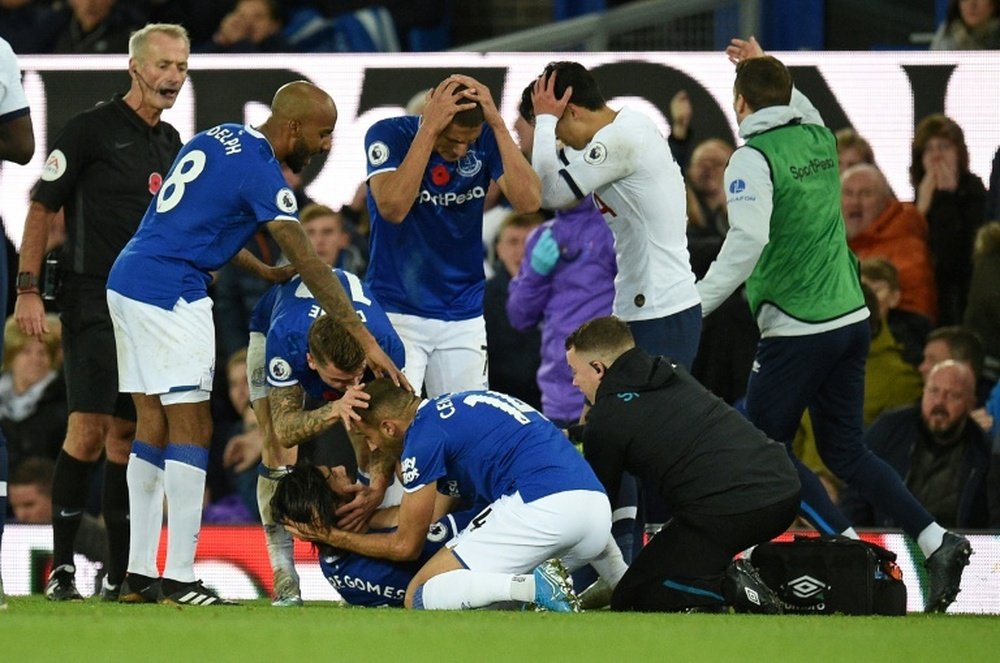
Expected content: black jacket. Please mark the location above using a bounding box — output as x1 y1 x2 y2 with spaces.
840 404 993 528
581 347 799 517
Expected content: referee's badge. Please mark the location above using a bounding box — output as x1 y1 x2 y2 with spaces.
41 149 67 181
584 142 608 165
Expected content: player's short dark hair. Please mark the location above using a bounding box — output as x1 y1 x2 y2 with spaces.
359 377 419 427
9 456 56 494
518 81 535 124
927 326 984 378
734 56 792 111
565 315 635 355
859 258 900 292
451 83 485 129
541 61 606 111
308 315 365 373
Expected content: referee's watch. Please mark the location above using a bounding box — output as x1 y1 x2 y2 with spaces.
15 271 40 293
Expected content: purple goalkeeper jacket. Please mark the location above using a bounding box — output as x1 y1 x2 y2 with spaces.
506 196 617 422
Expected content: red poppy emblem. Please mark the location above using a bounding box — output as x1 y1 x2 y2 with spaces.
431 164 450 186
148 172 163 195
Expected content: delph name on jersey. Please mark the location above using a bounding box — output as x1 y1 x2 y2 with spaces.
417 186 486 207
206 125 243 156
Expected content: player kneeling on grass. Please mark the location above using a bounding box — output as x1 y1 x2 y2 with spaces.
271 463 474 607
565 316 801 613
282 379 629 611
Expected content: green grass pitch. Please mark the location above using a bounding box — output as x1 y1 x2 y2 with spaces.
2 597 998 662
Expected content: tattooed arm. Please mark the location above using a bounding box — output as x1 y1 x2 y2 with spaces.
269 383 369 449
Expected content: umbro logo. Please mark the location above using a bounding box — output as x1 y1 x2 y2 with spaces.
787 574 828 599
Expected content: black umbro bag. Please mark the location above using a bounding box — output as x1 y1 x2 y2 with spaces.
750 535 907 616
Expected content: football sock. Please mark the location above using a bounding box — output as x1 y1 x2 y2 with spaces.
917 522 947 558
127 441 164 578
51 450 98 570
257 465 299 585
415 570 531 609
588 534 630 589
163 443 209 583
102 461 130 587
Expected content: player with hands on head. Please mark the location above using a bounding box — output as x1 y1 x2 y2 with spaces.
527 61 701 368
364 73 540 397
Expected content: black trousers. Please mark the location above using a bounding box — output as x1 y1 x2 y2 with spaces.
611 493 799 612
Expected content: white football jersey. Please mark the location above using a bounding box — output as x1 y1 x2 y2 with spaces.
555 108 699 321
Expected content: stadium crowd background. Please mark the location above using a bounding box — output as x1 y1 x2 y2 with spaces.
1 0 999 596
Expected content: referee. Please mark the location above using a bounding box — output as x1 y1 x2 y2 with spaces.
13 23 189 602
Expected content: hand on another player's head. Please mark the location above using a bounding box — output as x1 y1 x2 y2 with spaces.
422 76 478 136
334 384 370 432
363 342 413 393
530 71 572 120
282 512 333 543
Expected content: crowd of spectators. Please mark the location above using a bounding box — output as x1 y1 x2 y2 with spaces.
0 0 454 55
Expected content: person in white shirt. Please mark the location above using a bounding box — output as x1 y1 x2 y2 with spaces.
527 61 701 368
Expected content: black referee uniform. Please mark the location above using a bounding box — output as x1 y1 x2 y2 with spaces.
34 93 181 417
31 93 181 587
577 347 800 612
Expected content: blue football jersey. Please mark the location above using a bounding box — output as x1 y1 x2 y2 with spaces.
108 124 296 309
252 268 405 401
400 391 605 504
319 509 473 607
363 116 504 320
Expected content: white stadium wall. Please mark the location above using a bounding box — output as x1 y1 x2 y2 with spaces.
2 51 999 247
2 525 999 613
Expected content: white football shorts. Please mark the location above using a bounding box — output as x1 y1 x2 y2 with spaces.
386 313 487 398
107 290 214 404
448 489 612 574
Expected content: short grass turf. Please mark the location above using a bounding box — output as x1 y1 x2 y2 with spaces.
2 596 998 662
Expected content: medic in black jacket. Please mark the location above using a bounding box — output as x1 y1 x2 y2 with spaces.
565 315 800 612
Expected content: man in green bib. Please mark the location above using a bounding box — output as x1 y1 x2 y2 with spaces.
696 36 971 613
